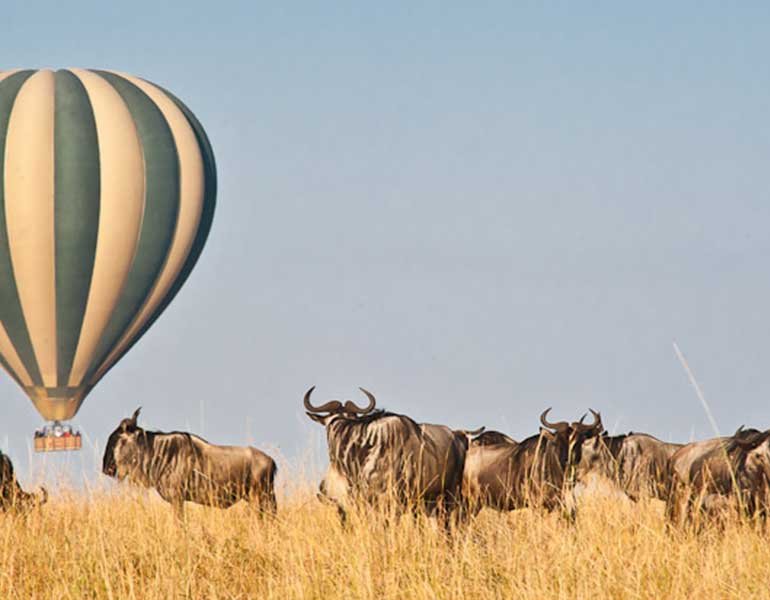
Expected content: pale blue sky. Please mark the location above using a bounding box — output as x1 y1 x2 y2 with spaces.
2 2 770 483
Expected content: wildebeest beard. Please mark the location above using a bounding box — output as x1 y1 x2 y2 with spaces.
102 429 121 477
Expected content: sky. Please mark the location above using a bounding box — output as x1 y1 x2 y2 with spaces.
2 2 770 486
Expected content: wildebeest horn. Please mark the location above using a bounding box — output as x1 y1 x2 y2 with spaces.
130 407 141 426
735 425 745 437
571 413 588 429
343 388 377 414
733 429 770 450
38 486 48 506
540 408 569 432
462 426 486 436
303 386 343 413
573 409 602 433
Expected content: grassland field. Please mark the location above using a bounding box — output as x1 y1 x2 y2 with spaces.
3 455 770 600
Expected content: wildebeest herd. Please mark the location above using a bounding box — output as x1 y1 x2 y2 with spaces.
3 387 769 529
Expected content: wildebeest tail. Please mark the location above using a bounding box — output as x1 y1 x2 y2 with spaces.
265 457 278 514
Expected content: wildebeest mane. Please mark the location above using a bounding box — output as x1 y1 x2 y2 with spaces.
604 434 628 457
142 429 213 444
334 409 395 425
471 431 515 446
143 430 206 463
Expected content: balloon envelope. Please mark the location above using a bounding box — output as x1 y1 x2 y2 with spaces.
0 68 216 420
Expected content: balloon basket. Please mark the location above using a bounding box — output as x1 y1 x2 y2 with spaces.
33 422 82 452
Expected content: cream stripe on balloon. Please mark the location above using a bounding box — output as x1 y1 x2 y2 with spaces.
0 322 33 386
4 70 58 386
67 69 146 386
91 72 205 383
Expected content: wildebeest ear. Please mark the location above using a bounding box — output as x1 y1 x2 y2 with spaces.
539 427 556 441
120 407 142 432
744 430 770 449
306 412 327 425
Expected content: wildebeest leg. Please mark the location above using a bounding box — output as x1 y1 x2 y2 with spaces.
460 491 485 522
264 488 278 516
702 493 735 529
556 498 577 523
451 498 475 530
8 481 38 515
563 505 577 523
686 492 704 529
316 496 347 526
625 490 640 503
664 477 690 529
252 460 278 517
561 486 578 523
434 496 463 535
317 481 348 527
542 485 575 523
171 498 185 522
438 507 457 535
242 476 270 519
247 489 277 519
335 503 348 525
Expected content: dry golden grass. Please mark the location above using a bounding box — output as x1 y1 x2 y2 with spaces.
3 478 770 600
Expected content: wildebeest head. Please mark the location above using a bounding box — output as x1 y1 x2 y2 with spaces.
579 430 616 478
0 452 48 513
304 386 378 426
539 408 603 469
102 407 144 480
730 428 770 489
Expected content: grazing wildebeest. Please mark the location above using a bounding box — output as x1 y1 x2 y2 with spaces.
666 426 770 524
668 426 762 484
666 427 770 524
0 451 47 513
304 386 475 527
462 409 603 516
102 408 277 519
577 431 683 501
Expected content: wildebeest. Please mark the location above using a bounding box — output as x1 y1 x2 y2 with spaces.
462 409 603 516
666 426 770 524
102 408 277 518
0 451 47 513
304 386 475 527
668 426 762 485
577 431 683 501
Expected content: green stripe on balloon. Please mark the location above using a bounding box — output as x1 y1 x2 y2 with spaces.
99 85 217 383
54 69 101 386
0 358 22 388
0 70 44 386
83 70 181 385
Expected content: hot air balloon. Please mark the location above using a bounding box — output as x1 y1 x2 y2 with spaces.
0 69 216 451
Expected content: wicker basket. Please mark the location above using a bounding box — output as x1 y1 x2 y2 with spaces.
34 434 82 452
